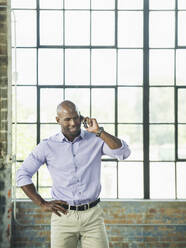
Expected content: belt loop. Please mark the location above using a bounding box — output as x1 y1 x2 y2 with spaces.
68 204 70 211
88 202 90 209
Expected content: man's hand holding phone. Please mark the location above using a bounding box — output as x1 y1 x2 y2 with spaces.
81 116 100 134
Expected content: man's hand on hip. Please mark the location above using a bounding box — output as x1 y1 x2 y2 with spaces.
41 200 68 216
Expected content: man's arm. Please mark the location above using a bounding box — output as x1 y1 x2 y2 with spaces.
21 183 68 216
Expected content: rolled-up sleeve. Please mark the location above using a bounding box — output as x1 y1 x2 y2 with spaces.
16 140 47 187
102 139 131 160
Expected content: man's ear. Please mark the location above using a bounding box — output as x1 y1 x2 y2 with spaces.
56 116 59 124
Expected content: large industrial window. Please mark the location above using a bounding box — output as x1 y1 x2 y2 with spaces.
12 0 186 200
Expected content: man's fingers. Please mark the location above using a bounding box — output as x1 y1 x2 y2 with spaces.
53 209 61 217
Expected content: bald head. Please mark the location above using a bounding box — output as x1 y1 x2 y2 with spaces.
57 100 78 116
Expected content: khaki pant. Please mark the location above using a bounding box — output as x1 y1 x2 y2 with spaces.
51 203 109 248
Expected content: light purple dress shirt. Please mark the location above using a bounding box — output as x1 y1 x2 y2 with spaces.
16 129 131 206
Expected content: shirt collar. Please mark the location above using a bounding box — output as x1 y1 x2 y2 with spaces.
58 129 85 142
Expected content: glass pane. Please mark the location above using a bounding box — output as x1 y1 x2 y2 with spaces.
92 89 115 122
65 0 90 9
40 11 63 46
91 49 116 85
38 187 52 199
118 0 143 9
150 162 175 199
40 0 63 9
150 125 174 161
178 11 186 46
150 87 174 123
38 49 63 85
150 50 174 85
177 162 186 199
65 49 90 85
118 162 143 198
92 0 115 9
12 86 36 122
65 11 90 45
118 11 143 47
39 165 52 186
150 0 175 9
100 162 117 198
40 124 60 140
118 49 143 85
40 88 64 123
178 89 186 122
11 0 36 8
118 125 143 161
65 88 90 117
178 125 186 159
12 124 36 160
176 50 186 85
13 10 36 47
92 11 115 46
178 0 186 9
150 12 175 48
12 48 36 85
101 124 115 136
118 87 142 123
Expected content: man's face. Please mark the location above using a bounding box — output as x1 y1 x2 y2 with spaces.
56 109 81 137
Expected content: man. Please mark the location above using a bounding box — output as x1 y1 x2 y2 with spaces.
16 100 131 248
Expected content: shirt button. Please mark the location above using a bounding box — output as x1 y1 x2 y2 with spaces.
73 154 76 157
77 179 79 182
79 192 81 195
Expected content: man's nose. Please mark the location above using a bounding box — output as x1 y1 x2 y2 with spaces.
70 119 76 126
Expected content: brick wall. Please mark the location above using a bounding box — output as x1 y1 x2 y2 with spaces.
0 0 12 247
12 201 186 248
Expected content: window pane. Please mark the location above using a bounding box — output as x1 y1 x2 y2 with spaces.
177 162 186 199
40 89 64 123
178 11 186 46
39 165 52 186
176 50 186 85
65 11 90 45
150 87 174 123
118 49 143 85
101 124 115 136
118 162 143 198
12 86 36 122
11 0 36 8
65 88 90 117
178 125 186 159
40 11 63 46
150 125 174 161
38 49 63 85
100 162 117 198
92 0 115 9
150 50 174 85
40 124 60 140
150 162 175 199
150 12 175 48
92 11 115 46
13 10 36 47
118 125 143 161
178 0 186 9
92 89 115 122
118 0 143 9
118 11 143 47
178 89 186 123
40 0 63 9
150 0 175 9
38 187 52 199
12 124 36 160
118 87 142 123
65 0 89 9
91 49 116 85
12 48 36 85
65 49 90 85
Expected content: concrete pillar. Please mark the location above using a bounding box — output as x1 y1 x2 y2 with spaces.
0 0 12 247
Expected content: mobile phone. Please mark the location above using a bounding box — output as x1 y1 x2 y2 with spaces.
80 115 88 129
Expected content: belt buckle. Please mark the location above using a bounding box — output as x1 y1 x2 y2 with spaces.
84 203 89 210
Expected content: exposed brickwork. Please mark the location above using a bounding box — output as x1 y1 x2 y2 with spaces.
0 0 12 247
12 201 186 248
